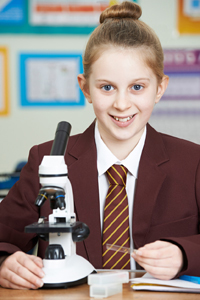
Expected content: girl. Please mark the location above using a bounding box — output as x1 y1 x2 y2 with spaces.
0 1 200 290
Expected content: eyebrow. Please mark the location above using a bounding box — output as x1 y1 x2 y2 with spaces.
95 78 150 82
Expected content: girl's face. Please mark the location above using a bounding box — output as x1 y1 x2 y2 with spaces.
78 47 168 154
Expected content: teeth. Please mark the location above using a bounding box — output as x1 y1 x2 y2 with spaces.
113 115 134 122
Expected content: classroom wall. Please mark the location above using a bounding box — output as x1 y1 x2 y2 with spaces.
0 0 200 173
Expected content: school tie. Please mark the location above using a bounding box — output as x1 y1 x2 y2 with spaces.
102 164 130 269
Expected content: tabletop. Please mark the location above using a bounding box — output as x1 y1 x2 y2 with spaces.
1 272 200 300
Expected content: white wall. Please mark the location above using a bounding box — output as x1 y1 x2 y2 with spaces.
0 0 200 173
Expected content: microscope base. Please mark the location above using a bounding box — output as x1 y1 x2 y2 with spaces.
42 253 96 289
42 276 88 289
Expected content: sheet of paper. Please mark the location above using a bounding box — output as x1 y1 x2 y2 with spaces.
26 58 79 102
131 273 200 293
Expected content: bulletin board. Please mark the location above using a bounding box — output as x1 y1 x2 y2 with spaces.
20 53 84 107
0 47 9 116
178 0 200 34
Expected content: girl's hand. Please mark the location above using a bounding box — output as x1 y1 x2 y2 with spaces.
0 251 44 289
132 240 183 280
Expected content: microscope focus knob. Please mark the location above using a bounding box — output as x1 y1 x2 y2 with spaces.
72 222 90 242
44 244 65 259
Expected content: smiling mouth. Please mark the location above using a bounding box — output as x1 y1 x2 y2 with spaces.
111 115 135 122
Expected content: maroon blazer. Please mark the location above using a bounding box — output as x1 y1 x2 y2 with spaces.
0 122 200 276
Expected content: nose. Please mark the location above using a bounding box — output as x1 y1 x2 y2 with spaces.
113 91 132 111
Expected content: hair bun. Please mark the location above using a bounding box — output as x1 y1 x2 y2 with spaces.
100 1 142 24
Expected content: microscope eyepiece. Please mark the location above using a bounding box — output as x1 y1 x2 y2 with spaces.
36 122 71 210
50 121 71 156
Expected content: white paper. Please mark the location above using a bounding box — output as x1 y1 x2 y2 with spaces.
131 273 200 293
26 58 79 102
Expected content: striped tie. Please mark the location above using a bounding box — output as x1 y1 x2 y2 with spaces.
102 164 130 269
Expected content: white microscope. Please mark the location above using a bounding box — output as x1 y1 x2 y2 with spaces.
25 121 95 288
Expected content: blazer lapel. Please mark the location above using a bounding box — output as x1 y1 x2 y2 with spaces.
67 122 102 268
132 124 169 249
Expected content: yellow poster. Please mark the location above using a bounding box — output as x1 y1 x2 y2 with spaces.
178 0 200 34
0 47 9 116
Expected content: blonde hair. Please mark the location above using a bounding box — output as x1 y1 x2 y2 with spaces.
83 1 164 83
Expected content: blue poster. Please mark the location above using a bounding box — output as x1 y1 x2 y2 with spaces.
0 0 25 24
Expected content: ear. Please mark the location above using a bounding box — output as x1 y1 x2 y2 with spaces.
77 74 92 103
155 75 169 104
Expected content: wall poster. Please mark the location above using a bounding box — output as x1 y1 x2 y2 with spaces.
29 0 108 26
0 47 9 116
29 0 137 26
178 0 200 34
153 49 200 115
20 53 84 107
0 0 25 25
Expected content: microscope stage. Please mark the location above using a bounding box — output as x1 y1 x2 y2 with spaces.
25 221 83 233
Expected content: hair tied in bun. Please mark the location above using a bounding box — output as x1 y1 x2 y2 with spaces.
100 1 142 24
83 1 164 84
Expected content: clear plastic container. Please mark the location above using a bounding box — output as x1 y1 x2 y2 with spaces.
90 283 122 298
88 271 129 285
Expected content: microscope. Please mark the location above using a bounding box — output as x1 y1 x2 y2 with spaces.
25 121 95 288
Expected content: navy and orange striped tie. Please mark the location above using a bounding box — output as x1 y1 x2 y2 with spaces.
102 164 130 269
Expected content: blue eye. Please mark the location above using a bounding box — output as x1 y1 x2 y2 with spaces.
102 85 114 91
132 85 143 91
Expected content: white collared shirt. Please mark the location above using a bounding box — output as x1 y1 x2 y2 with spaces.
95 121 146 269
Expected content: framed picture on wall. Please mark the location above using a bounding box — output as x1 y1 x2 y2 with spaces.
19 53 85 107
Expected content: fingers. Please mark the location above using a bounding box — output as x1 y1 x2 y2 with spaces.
135 241 176 262
132 241 183 280
31 255 44 269
0 269 41 290
139 240 170 250
0 251 45 289
0 277 30 290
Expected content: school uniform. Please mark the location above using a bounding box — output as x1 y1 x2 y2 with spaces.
95 121 146 269
0 121 200 277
